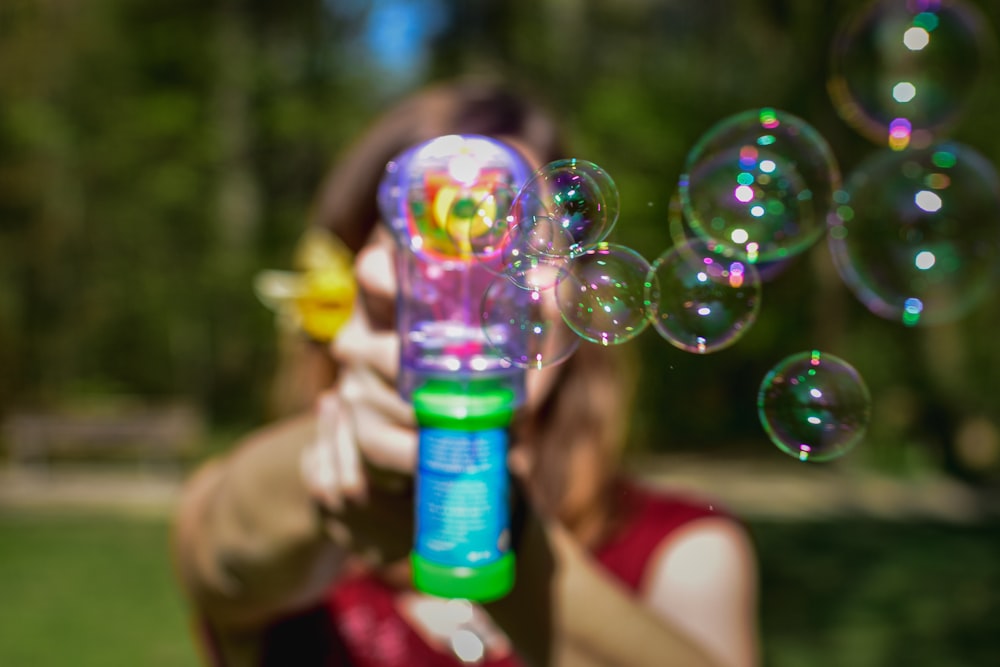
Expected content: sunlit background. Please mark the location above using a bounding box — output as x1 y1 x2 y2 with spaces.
1 1 999 665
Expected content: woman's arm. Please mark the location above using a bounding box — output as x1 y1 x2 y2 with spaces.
171 412 347 631
486 511 757 667
172 235 414 643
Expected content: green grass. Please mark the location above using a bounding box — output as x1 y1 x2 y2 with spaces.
0 511 198 667
0 511 998 667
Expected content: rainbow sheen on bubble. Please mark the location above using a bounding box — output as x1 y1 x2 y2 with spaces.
646 239 762 354
679 108 841 263
510 159 619 258
758 351 871 462
480 267 579 369
828 142 1000 326
829 0 997 149
555 243 652 346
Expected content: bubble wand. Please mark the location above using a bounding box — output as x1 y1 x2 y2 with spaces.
378 135 534 601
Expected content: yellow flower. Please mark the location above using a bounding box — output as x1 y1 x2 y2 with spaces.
254 228 356 342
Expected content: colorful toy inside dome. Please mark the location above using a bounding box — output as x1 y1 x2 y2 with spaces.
378 134 535 262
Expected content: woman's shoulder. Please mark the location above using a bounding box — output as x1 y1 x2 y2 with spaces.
593 477 740 591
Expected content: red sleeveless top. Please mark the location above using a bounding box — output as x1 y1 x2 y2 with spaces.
215 482 725 666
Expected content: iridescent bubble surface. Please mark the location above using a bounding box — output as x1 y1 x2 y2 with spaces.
480 267 579 369
679 108 841 263
555 243 652 346
758 350 871 462
510 159 619 258
829 0 997 149
646 239 762 354
828 142 1000 326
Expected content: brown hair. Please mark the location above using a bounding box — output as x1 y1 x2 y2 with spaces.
309 78 566 253
297 78 636 530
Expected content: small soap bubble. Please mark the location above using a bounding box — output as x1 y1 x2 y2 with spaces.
829 0 997 149
758 350 871 462
828 142 1000 326
510 159 620 257
679 108 841 264
555 243 652 346
481 267 579 370
646 239 762 354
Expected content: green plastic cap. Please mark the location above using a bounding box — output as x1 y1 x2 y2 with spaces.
411 550 515 602
412 378 516 430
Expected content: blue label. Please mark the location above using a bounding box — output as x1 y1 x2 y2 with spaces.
415 427 509 568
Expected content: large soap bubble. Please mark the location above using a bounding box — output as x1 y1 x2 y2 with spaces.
758 350 871 463
680 108 841 264
829 0 997 149
828 142 1000 326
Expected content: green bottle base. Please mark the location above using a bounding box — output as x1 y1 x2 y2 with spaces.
411 551 515 602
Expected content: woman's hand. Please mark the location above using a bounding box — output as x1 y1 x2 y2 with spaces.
300 230 418 567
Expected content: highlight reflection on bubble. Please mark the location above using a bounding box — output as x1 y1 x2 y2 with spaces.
758 350 871 463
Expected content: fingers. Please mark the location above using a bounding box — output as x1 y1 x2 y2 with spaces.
301 391 367 511
331 315 400 384
330 393 366 500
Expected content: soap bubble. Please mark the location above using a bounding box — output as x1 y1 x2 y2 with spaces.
758 350 871 462
378 134 534 261
829 0 997 149
680 108 841 264
510 158 619 257
828 142 1000 326
647 239 762 354
480 266 579 369
555 243 652 346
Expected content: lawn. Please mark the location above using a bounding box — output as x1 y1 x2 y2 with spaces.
0 511 199 667
0 511 997 666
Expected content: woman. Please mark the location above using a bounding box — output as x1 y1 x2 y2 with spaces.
171 78 759 667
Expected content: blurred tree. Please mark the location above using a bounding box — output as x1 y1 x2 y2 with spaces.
0 0 998 483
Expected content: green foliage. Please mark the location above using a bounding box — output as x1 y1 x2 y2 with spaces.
1 0 999 482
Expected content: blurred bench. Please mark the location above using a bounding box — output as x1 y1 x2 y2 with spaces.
2 403 204 469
